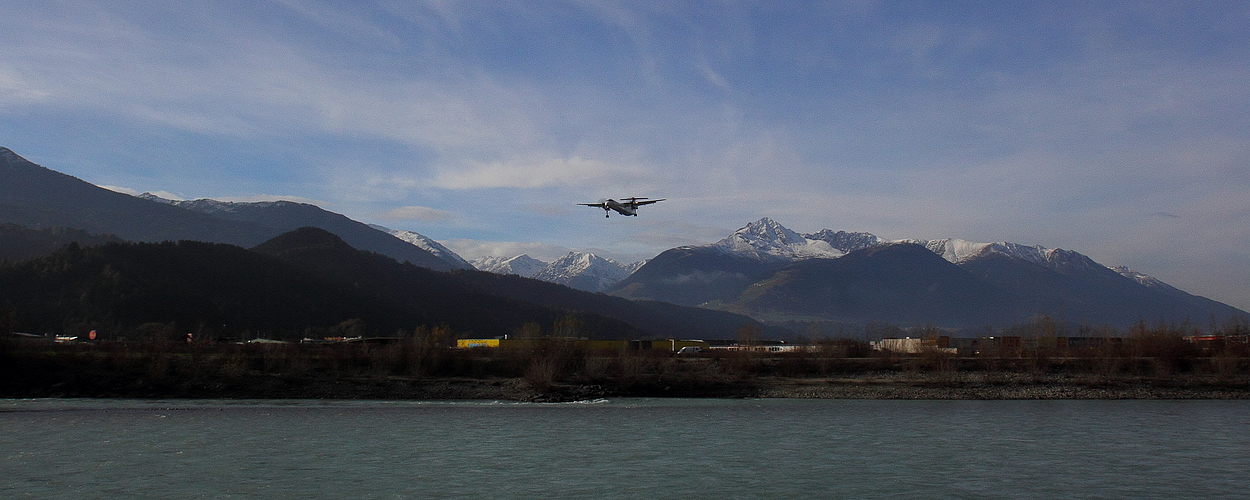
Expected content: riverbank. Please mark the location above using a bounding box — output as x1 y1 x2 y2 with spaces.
6 342 1250 401
751 374 1250 400
7 371 1250 401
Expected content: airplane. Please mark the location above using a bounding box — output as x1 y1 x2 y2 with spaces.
579 197 665 218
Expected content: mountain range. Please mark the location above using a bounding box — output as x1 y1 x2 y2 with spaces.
473 252 641 293
0 225 773 340
3 145 1245 335
611 218 1248 330
0 147 466 271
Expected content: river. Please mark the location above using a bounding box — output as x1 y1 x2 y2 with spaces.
3 398 1247 498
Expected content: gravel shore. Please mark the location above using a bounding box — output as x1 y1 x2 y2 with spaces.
9 368 1249 401
748 373 1250 400
448 373 1250 401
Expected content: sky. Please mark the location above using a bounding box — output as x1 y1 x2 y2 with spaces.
1 1 1248 311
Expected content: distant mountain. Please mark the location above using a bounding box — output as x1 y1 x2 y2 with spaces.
0 147 274 246
140 194 464 271
610 245 776 307
532 252 632 292
711 217 844 261
610 218 1249 329
804 229 889 254
728 243 1015 326
0 146 458 271
450 267 784 340
474 252 643 292
260 229 770 339
473 254 547 278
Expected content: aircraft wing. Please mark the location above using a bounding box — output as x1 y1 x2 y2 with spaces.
634 198 665 206
578 203 607 208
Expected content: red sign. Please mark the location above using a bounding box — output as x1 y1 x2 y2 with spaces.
88 330 97 340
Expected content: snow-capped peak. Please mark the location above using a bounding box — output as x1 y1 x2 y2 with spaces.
624 259 649 274
474 252 645 291
705 218 1114 276
137 192 178 204
535 252 621 278
1111 266 1177 291
532 252 632 292
910 238 997 264
384 228 472 269
802 229 888 254
712 218 843 261
472 254 547 278
901 238 1094 269
139 194 303 213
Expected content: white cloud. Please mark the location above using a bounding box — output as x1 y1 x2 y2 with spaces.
374 205 453 222
696 60 730 90
431 155 643 190
0 65 52 106
98 185 185 200
0 3 546 153
439 237 655 266
97 185 140 196
438 239 572 263
209 194 328 205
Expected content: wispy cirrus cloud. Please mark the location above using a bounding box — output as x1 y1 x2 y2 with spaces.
210 194 328 205
374 205 453 222
2 1 1249 310
430 155 645 190
438 239 574 263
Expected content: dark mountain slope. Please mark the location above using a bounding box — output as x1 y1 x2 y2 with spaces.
451 269 782 340
251 228 643 339
606 217 1249 329
609 246 777 307
960 252 1244 326
0 147 456 271
160 197 462 271
727 243 1015 327
0 229 642 339
0 240 393 336
0 147 274 246
0 223 124 262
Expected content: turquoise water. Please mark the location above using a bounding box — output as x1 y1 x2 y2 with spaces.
2 398 1248 498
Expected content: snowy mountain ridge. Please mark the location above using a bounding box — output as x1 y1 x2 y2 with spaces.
472 254 547 278
473 251 646 292
1111 265 1177 291
710 217 844 261
133 193 469 271
138 193 301 213
139 196 471 268
706 218 1157 280
382 228 473 270
532 252 632 292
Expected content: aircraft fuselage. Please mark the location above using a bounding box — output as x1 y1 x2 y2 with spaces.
604 199 638 216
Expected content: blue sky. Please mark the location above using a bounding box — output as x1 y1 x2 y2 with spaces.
2 1 1248 311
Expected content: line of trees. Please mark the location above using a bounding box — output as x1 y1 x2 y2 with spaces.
4 315 1249 400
